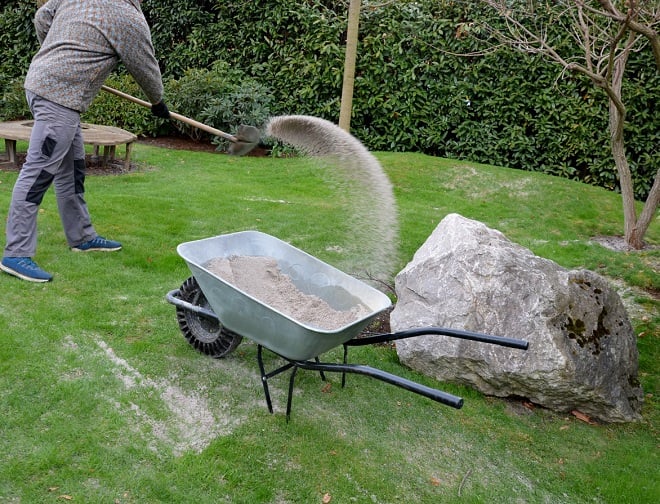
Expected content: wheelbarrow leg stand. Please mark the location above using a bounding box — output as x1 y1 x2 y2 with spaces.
286 367 299 421
285 360 325 422
257 345 327 419
341 344 349 388
257 345 294 414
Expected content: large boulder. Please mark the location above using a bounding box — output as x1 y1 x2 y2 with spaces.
391 214 643 423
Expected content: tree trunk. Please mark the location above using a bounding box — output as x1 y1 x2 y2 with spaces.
608 84 659 251
609 104 643 249
632 166 660 249
606 37 647 250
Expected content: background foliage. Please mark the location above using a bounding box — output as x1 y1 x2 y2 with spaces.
0 0 657 199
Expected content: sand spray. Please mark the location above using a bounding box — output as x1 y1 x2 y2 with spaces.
266 115 399 289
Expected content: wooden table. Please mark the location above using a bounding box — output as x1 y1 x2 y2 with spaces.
0 121 137 170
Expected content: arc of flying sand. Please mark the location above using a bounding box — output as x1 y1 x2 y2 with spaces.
266 115 399 287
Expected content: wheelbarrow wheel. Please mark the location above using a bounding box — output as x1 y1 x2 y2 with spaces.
175 276 242 358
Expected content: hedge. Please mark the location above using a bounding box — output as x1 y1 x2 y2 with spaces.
0 0 656 200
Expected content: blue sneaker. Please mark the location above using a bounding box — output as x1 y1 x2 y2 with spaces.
72 236 122 252
1 257 53 283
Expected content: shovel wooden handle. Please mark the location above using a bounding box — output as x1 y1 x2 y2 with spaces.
101 85 239 143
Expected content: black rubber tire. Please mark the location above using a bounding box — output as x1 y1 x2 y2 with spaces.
175 276 242 358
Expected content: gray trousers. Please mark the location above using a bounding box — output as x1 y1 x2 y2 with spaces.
4 92 96 257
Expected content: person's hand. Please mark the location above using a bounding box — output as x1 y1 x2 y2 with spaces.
151 101 170 119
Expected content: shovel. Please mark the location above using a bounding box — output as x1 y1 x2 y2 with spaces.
101 85 260 156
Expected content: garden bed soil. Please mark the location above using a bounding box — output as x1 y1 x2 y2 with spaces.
5 135 268 175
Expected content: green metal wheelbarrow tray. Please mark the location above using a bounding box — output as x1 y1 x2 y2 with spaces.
166 231 528 419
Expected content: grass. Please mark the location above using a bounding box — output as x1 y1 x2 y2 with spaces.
0 142 658 503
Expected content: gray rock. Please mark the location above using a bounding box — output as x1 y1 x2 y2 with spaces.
392 214 643 423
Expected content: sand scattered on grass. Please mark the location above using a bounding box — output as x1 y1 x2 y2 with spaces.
95 338 235 455
61 334 240 456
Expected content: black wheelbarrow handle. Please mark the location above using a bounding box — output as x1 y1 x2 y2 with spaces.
346 327 529 350
292 360 464 409
165 289 219 320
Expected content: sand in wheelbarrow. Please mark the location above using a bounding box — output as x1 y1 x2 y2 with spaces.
205 256 372 330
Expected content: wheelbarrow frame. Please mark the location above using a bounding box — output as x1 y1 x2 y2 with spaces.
166 278 528 420
167 231 528 419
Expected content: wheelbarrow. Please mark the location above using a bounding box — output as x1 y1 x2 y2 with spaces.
166 231 528 419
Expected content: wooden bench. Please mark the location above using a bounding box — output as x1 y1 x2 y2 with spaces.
0 121 137 170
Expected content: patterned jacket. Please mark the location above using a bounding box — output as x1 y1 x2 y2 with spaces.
24 0 163 112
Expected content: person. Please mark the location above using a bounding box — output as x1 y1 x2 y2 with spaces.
1 0 170 283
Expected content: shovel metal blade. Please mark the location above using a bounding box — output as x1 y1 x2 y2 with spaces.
228 140 258 156
228 124 260 156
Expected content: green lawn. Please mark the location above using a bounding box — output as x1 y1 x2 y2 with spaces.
0 142 657 503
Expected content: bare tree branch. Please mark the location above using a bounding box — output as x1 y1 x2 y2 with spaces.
476 0 658 248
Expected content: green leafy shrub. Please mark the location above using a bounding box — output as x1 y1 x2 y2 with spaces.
0 1 38 84
0 1 39 120
142 0 218 79
82 75 166 137
193 0 656 200
167 0 346 117
0 77 31 122
164 62 273 145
